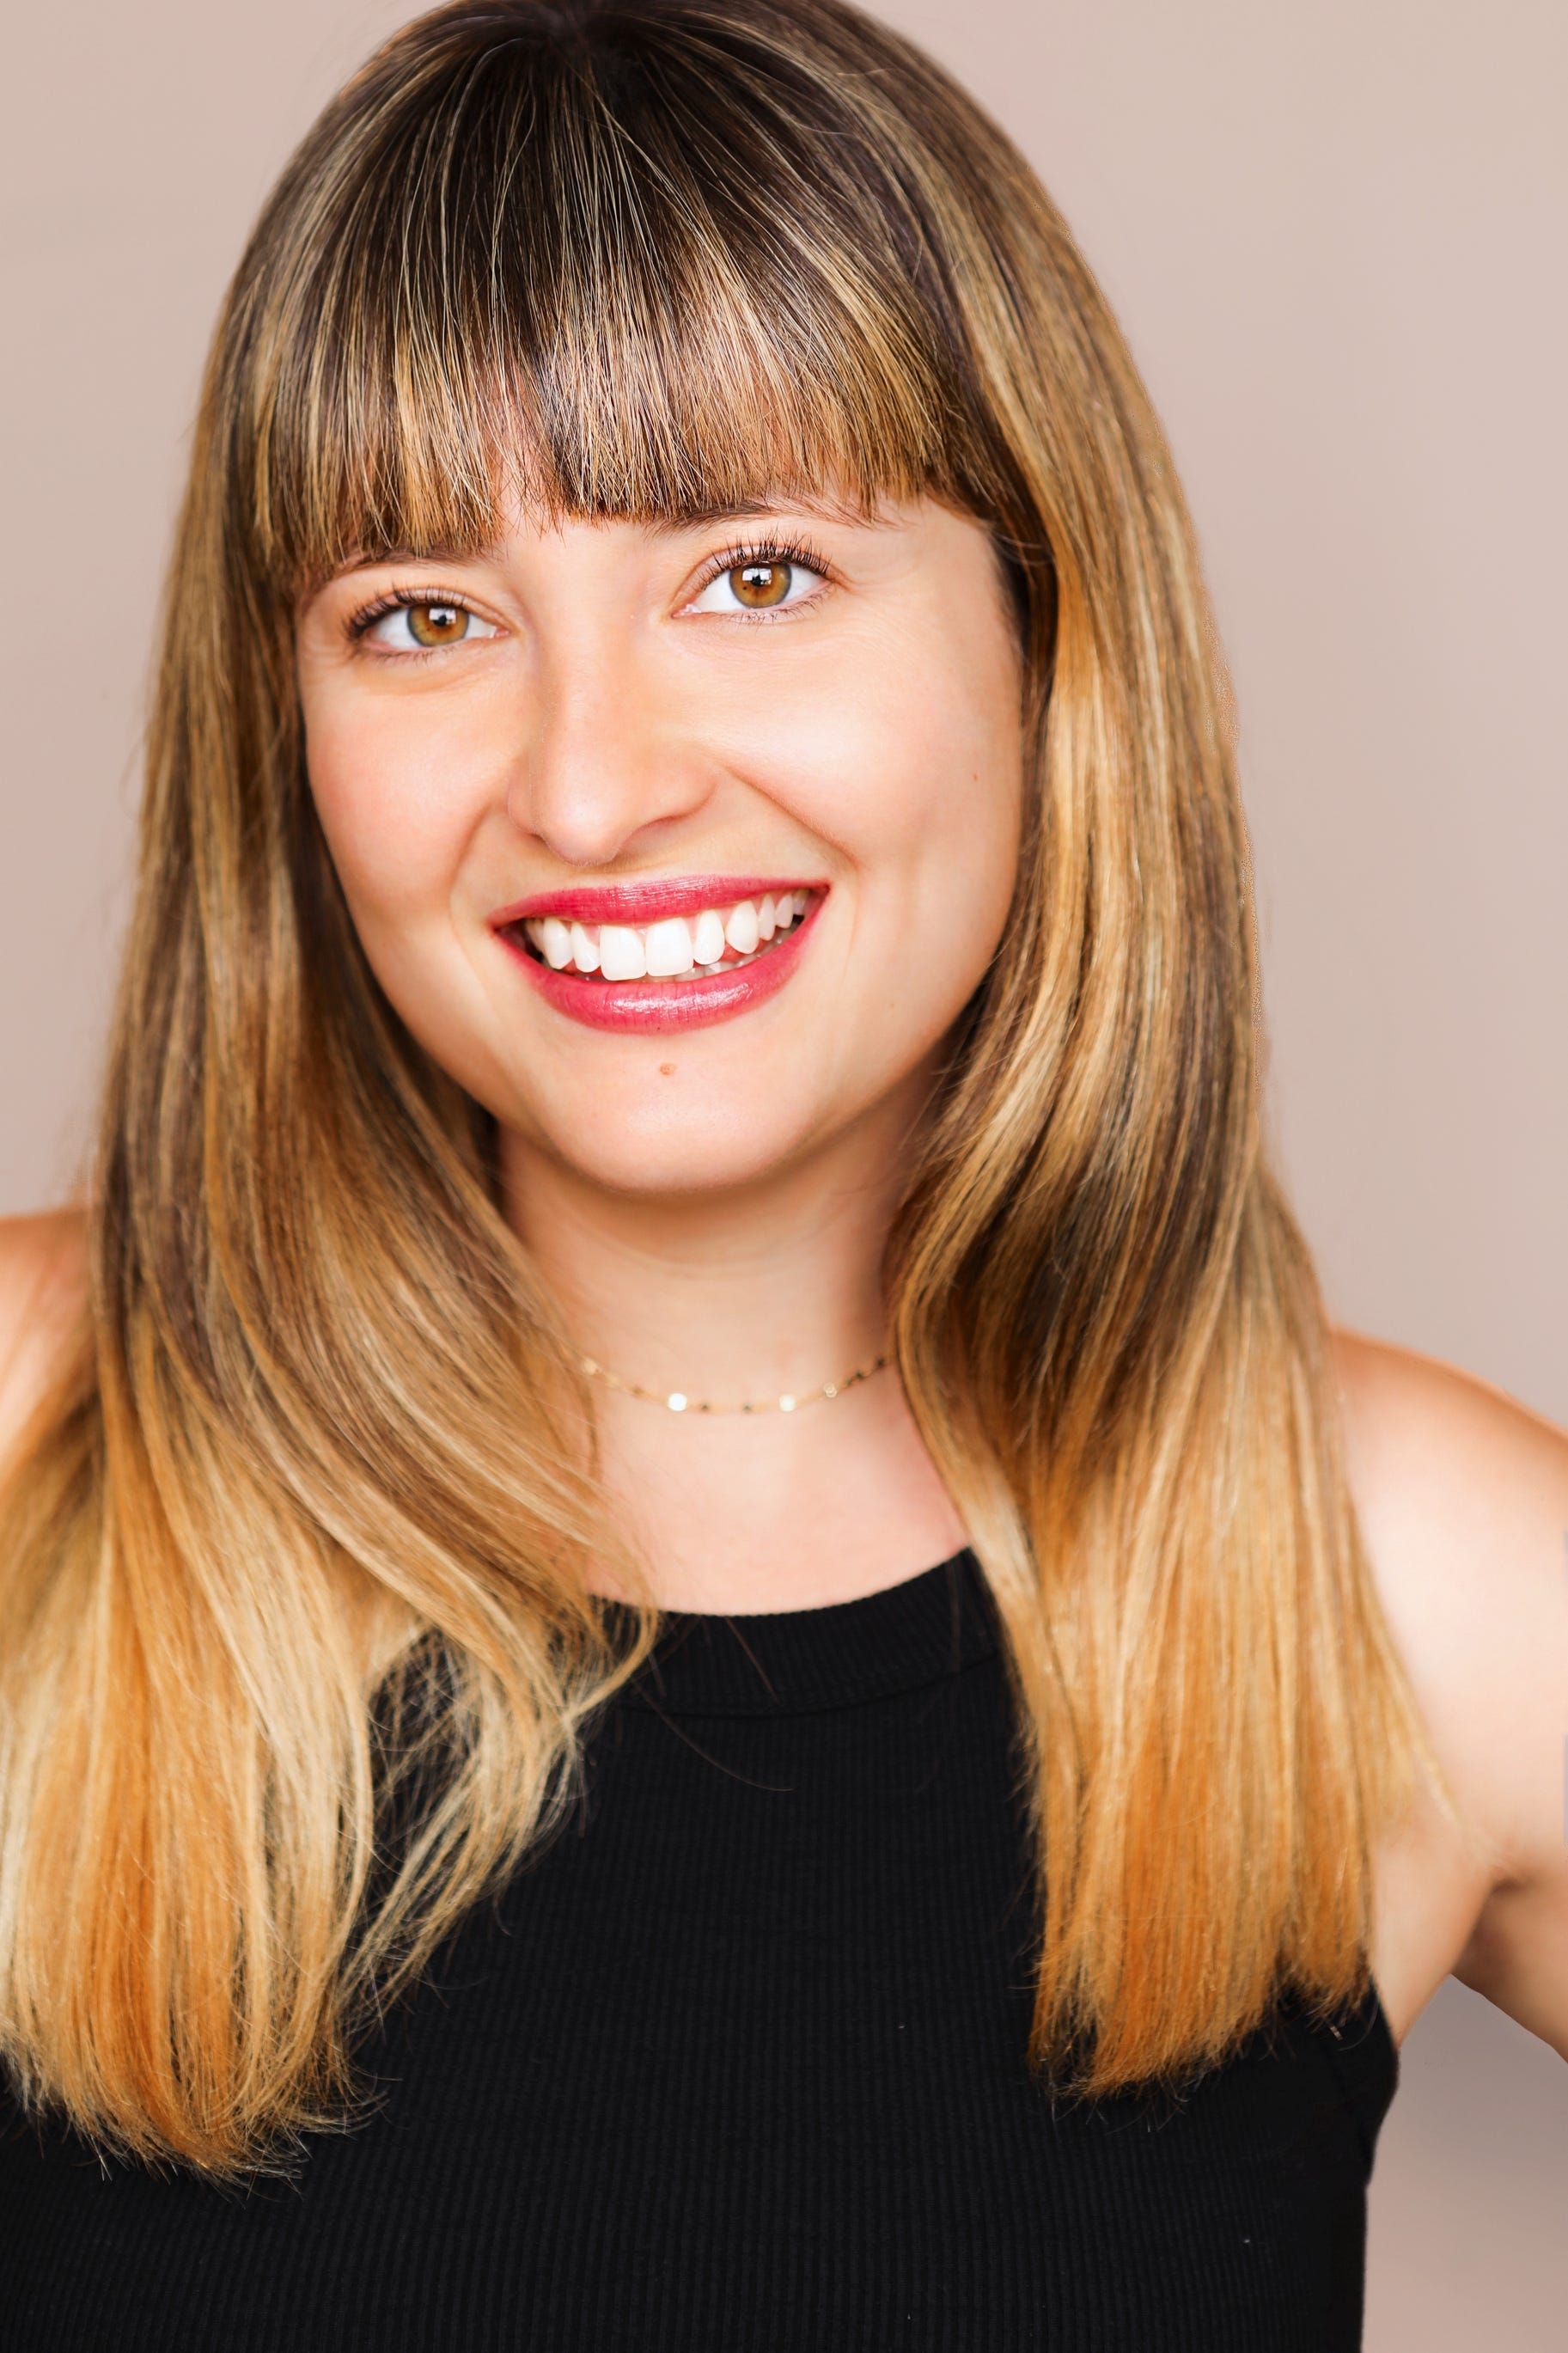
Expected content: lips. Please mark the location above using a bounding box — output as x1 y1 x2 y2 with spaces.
491 877 825 1035
492 875 815 927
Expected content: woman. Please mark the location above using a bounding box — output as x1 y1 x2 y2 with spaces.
0 0 1561 2344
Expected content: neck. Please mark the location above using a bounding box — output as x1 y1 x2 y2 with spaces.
497 1081 968 1611
500 1102 906 1403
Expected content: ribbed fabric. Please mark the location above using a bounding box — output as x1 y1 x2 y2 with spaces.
0 1550 1396 2350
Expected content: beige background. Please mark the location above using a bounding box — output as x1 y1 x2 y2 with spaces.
3 0 1565 2335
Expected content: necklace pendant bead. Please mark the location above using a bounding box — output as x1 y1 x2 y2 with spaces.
578 1351 887 1417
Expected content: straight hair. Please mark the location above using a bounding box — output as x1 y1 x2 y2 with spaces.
0 0 1453 2170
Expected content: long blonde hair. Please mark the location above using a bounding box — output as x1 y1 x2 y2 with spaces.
0 0 1448 2171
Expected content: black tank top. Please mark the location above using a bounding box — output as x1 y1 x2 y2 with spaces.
0 1550 1396 2350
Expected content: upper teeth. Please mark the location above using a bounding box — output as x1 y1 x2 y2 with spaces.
523 890 811 980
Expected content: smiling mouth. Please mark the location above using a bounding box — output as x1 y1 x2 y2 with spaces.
504 889 815 983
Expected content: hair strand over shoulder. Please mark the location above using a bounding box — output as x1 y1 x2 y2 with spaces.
0 0 1452 2170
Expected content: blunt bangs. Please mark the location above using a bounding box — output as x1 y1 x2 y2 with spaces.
235 4 1005 593
2 0 1442 2175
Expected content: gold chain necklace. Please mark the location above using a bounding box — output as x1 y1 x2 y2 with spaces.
578 1351 889 1415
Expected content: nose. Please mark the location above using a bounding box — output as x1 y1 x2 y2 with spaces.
504 631 716 871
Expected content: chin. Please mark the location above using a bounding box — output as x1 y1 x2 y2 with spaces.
517 1091 827 1201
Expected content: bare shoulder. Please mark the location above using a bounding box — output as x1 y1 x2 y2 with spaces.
0 1207 89 1469
1330 1325 1568 2056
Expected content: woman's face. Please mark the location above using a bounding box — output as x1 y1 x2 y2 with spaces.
296 491 1025 1199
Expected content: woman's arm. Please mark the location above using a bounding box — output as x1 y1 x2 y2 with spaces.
1333 1328 1568 2059
0 1209 87 1469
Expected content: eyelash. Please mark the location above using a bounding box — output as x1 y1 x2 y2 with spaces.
688 535 835 617
343 535 835 648
345 586 472 645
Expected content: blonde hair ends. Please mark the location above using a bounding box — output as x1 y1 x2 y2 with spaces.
0 0 1448 2169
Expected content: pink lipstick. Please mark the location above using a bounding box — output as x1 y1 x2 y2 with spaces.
491 877 825 1036
490 876 818 927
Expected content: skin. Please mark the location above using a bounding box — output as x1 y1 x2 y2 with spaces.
296 492 1016 1607
0 492 1564 2069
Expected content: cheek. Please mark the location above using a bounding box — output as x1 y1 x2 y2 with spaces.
752 634 1024 953
302 698 488 932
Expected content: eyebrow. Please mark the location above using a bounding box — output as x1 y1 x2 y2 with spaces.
644 493 872 536
334 541 487 577
331 494 879 577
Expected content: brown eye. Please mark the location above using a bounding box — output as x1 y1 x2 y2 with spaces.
687 549 826 619
362 597 499 653
406 601 470 646
729 561 794 609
